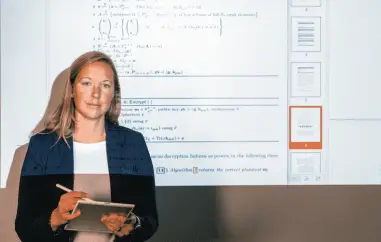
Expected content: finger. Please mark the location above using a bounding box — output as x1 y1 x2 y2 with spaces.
115 225 133 237
102 219 118 227
109 213 126 220
62 191 89 199
101 215 108 222
101 216 114 224
67 198 81 208
58 197 81 207
103 215 119 224
114 226 125 237
106 219 122 228
104 219 116 226
110 215 126 225
110 222 121 231
62 197 83 205
123 224 134 232
71 200 80 206
105 223 119 233
59 201 77 214
104 224 114 232
58 203 72 214
116 215 127 224
107 213 119 220
62 209 81 221
115 230 124 237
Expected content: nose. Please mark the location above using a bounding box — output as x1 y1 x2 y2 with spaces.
92 85 101 99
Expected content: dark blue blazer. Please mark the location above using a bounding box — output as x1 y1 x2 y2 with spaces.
15 120 158 242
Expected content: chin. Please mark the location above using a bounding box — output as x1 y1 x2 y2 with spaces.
88 115 105 120
80 111 106 120
76 106 109 120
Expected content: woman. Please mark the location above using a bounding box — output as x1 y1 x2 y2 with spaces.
15 51 158 242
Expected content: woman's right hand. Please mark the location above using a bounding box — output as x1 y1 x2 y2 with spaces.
50 191 89 231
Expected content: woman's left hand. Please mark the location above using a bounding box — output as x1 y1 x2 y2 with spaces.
101 213 134 237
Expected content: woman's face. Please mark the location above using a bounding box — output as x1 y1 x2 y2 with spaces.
73 61 115 121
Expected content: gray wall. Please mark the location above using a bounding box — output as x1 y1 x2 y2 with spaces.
1 69 381 242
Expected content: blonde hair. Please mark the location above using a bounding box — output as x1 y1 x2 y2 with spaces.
42 51 121 148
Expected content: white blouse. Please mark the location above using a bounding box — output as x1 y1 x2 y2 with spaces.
72 141 112 242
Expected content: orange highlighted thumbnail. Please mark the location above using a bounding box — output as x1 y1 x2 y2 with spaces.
289 106 322 150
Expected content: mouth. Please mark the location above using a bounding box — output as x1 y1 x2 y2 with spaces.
87 103 101 107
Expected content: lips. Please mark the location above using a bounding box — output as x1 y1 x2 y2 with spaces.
87 103 101 107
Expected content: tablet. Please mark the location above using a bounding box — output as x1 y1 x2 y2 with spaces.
64 200 135 233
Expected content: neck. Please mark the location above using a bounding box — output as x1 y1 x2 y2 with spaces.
73 115 106 143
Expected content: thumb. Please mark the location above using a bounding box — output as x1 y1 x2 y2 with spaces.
62 209 81 221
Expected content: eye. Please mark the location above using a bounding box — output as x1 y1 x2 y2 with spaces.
81 81 91 86
103 83 112 88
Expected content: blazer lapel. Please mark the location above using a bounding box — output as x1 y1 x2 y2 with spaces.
105 120 125 202
105 120 125 173
54 134 75 190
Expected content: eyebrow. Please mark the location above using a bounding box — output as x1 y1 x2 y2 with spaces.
80 76 113 82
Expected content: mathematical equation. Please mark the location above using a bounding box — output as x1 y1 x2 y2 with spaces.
93 0 257 32
94 17 223 37
92 37 185 76
119 121 178 132
119 106 241 117
118 105 243 142
143 136 185 142
91 0 259 76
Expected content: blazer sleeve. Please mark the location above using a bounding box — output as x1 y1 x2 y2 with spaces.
15 135 69 242
117 133 158 242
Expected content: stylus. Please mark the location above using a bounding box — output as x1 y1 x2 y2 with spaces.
56 183 117 242
56 183 93 201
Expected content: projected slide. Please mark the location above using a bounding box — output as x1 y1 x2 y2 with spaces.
46 0 288 186
2 0 381 187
